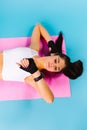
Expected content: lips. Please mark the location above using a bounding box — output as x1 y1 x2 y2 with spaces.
48 62 50 67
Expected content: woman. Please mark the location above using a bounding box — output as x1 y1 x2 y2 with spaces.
0 24 83 103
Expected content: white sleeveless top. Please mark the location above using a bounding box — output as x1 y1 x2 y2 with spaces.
2 47 38 82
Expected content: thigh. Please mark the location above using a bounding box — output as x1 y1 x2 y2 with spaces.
29 25 40 52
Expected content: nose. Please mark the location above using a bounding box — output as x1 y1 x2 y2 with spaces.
51 63 58 69
48 62 58 68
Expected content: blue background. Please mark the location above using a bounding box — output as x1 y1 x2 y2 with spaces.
0 0 87 130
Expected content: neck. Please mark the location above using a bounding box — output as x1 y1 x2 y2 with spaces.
33 56 45 70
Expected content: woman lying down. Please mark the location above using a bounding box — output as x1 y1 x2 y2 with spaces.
0 24 83 103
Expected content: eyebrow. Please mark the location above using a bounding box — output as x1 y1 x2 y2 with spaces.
58 67 61 71
58 57 60 63
57 57 61 71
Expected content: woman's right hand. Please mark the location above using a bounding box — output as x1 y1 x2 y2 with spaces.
16 58 29 68
16 58 38 74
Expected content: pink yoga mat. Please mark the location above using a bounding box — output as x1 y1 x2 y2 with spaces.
0 36 71 100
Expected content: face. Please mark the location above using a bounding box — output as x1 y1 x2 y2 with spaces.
44 55 66 72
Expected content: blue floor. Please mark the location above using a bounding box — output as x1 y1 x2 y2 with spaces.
0 0 87 130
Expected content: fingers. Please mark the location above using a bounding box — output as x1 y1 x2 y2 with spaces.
49 47 51 51
21 58 29 68
16 62 21 67
17 58 29 68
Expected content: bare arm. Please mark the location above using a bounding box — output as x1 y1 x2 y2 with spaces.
24 71 54 104
38 24 52 42
30 24 52 51
17 58 54 103
29 24 40 51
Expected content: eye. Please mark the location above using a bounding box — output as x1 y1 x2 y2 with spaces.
54 59 57 63
55 66 57 71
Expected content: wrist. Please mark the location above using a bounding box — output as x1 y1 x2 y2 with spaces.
32 70 41 78
32 70 44 82
48 40 54 46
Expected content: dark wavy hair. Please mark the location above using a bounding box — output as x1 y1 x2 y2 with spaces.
56 53 83 79
42 32 83 79
62 59 83 79
54 33 83 79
